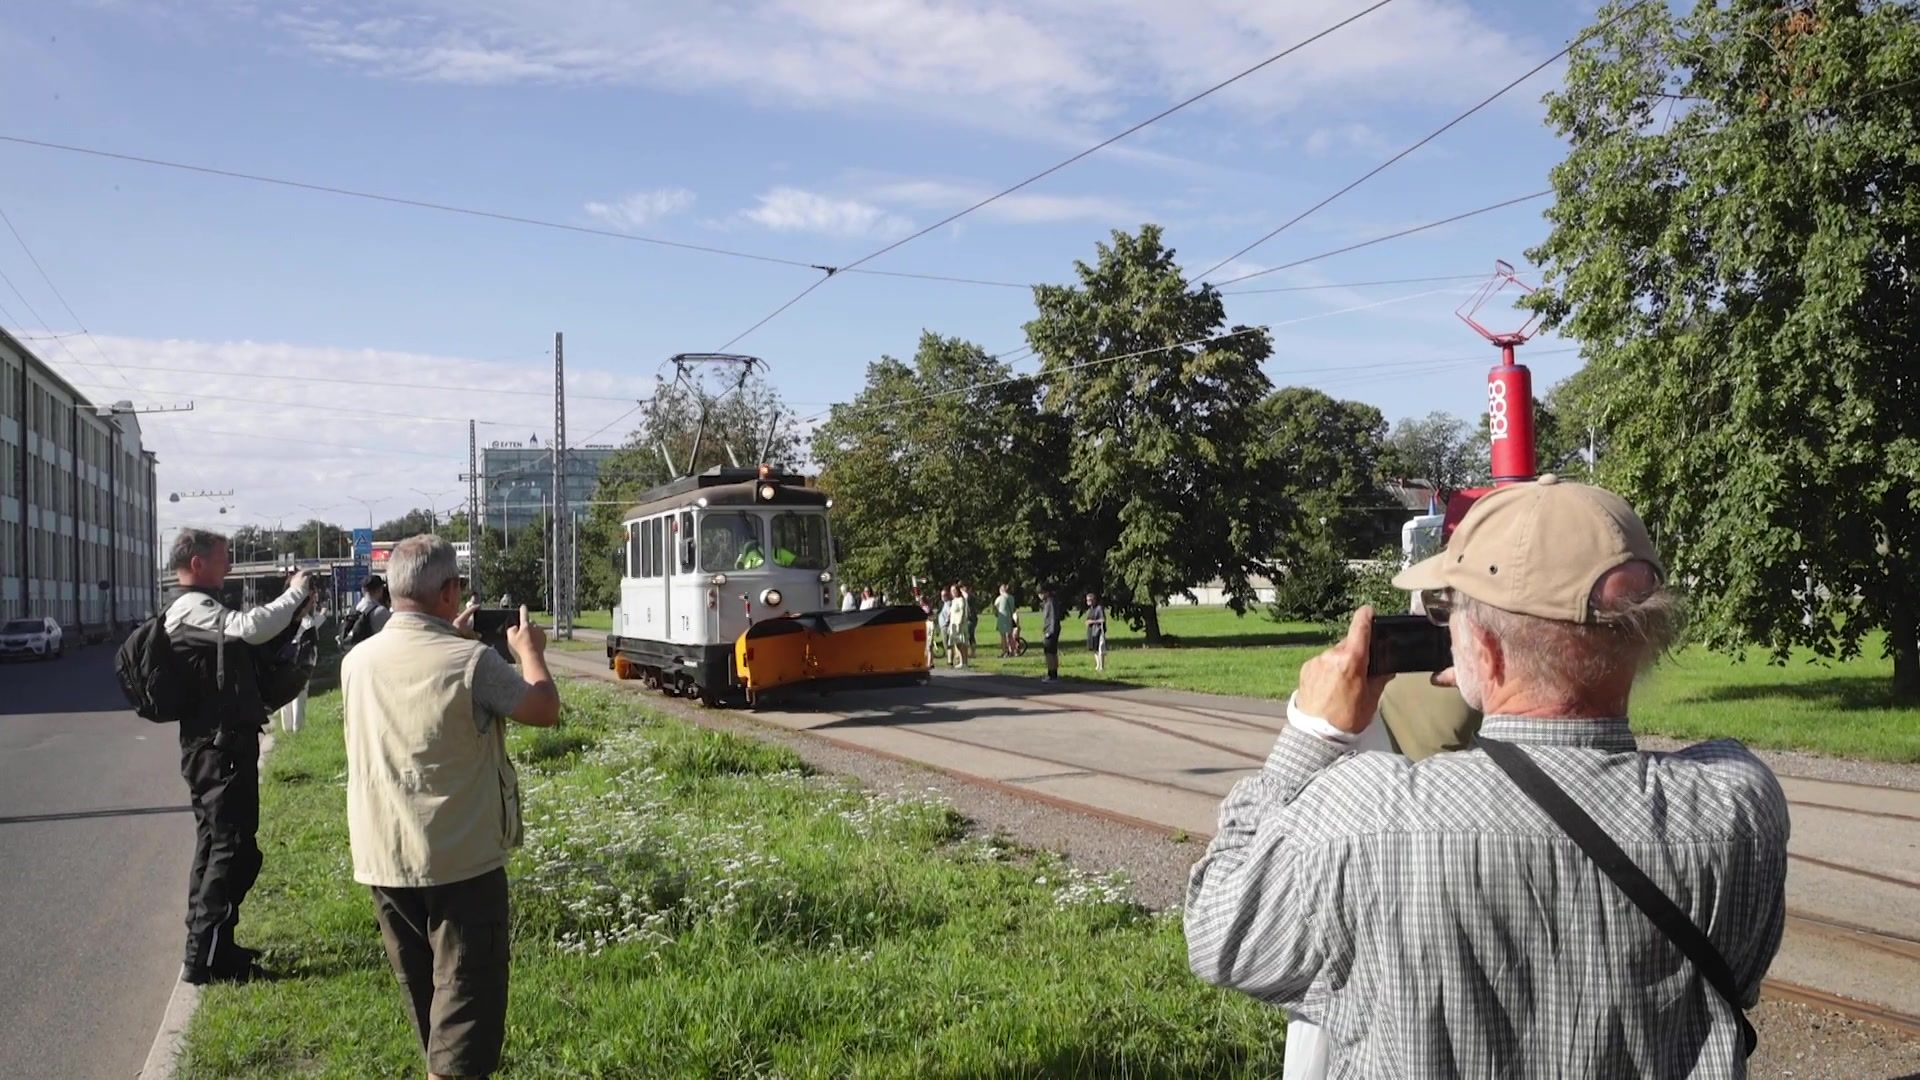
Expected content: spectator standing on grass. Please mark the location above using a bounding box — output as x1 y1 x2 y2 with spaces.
920 592 939 668
1186 478 1788 1078
994 584 1018 657
841 587 859 612
1038 584 1063 682
960 583 979 666
343 535 561 1080
163 528 313 985
1084 592 1108 674
277 593 330 734
860 586 881 611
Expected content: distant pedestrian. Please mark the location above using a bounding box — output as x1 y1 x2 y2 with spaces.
278 594 330 733
344 536 561 1080
920 592 939 668
959 583 979 666
935 587 955 665
841 587 859 612
994 584 1018 657
945 583 971 668
860 587 881 611
1039 584 1063 682
1085 592 1108 673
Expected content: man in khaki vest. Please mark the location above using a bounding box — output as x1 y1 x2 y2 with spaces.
343 535 560 1080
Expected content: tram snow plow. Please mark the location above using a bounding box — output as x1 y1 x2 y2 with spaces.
736 605 930 705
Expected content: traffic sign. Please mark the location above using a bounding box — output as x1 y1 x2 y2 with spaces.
335 563 370 595
352 528 374 563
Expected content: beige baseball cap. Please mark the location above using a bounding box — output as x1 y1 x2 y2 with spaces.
1392 475 1663 624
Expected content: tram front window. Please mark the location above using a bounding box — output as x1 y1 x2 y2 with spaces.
701 512 766 571
769 512 828 569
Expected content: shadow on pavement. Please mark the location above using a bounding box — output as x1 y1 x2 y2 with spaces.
0 804 192 826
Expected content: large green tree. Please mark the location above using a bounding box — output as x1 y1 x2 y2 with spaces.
1255 387 1393 553
1026 225 1276 643
576 375 800 611
1529 0 1920 698
812 332 1066 600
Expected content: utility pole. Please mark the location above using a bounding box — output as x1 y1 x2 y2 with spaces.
467 419 480 602
552 331 573 640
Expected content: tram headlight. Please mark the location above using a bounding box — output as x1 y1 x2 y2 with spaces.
818 570 833 583
710 573 728 586
760 588 783 608
756 482 777 502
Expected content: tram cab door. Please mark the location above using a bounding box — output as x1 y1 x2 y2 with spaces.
659 514 672 639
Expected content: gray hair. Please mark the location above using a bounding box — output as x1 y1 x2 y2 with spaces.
168 528 227 571
1456 576 1685 695
387 534 460 604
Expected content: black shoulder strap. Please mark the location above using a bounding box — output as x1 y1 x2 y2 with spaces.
1478 738 1757 1058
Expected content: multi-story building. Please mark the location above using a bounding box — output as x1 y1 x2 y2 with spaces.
480 440 618 536
0 328 160 634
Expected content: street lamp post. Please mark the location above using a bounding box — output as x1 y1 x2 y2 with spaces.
348 497 377 533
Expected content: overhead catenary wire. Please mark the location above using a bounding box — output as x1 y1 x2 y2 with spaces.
1211 190 1552 287
0 261 111 387
0 204 140 389
1188 0 1650 284
67 358 637 402
710 0 1403 351
62 378 641 430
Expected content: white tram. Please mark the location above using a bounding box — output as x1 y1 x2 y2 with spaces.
606 465 927 705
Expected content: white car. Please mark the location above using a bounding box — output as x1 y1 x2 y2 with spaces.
0 617 63 661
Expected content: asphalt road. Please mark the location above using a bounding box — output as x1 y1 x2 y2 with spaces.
0 644 192 1080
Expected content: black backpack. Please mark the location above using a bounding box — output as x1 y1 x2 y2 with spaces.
115 617 195 723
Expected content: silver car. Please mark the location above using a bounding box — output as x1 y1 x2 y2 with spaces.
0 617 64 661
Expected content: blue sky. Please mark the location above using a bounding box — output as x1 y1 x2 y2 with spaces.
0 0 1603 539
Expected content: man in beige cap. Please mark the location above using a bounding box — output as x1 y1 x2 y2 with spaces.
1185 476 1787 1077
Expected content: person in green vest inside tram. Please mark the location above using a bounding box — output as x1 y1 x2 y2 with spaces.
735 538 766 570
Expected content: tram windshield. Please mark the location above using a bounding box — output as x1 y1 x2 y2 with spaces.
701 511 766 571
769 512 829 569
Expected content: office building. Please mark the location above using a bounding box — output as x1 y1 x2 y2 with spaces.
481 440 619 535
0 328 161 633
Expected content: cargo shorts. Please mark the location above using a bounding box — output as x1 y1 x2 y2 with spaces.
370 867 511 1077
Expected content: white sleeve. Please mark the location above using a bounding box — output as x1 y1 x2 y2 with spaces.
223 581 310 644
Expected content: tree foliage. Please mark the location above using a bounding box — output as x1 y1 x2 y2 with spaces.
1529 0 1920 698
813 332 1067 601
1255 387 1394 553
1026 225 1276 642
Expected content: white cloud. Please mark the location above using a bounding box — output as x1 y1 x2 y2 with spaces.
233 1 1545 143
1304 122 1391 157
862 179 1145 226
61 334 637 541
740 187 912 239
583 188 696 231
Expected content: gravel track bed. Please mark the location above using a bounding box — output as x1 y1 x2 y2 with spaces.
559 660 1917 1076
1636 733 1920 792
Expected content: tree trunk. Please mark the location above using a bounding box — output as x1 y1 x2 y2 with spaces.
1893 606 1920 706
1143 605 1162 646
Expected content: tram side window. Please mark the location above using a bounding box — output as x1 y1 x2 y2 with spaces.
627 524 641 578
700 512 764 570
638 519 652 577
678 511 695 572
649 517 664 577
769 512 828 569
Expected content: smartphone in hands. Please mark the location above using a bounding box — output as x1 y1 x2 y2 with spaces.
1368 614 1453 677
472 607 522 664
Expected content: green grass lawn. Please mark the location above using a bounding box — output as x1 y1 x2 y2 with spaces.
182 678 1284 1078
535 610 611 632
970 606 1920 763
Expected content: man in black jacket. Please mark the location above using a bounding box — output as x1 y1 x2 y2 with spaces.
163 528 310 984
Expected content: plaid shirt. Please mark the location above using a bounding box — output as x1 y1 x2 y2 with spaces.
1185 714 1789 1079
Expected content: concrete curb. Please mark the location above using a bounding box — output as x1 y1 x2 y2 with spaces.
137 980 201 1080
137 731 276 1080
